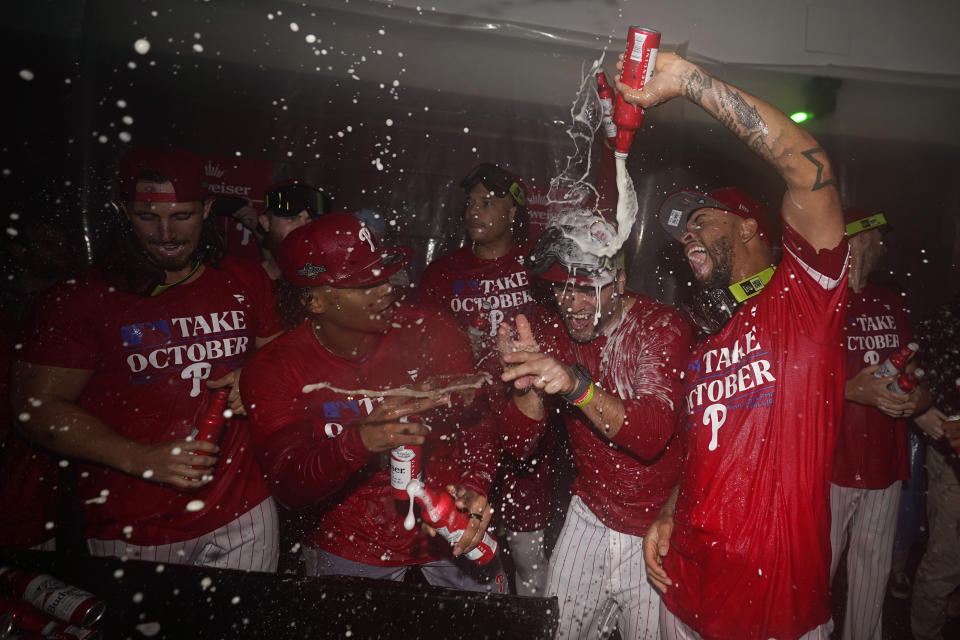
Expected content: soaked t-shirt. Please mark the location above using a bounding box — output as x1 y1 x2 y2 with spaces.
21 258 280 545
663 222 848 640
832 284 912 488
242 305 499 566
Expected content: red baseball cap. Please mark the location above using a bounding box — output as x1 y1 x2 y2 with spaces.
117 146 209 203
279 212 413 288
659 186 773 246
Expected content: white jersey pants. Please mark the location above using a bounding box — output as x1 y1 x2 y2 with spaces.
829 481 901 640
547 495 658 640
88 497 279 572
659 600 834 640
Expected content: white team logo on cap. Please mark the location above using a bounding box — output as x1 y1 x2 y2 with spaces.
358 226 376 252
668 209 683 227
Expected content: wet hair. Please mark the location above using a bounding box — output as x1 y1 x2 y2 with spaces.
96 171 224 296
275 278 312 330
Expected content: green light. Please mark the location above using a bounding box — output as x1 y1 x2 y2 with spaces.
790 111 813 123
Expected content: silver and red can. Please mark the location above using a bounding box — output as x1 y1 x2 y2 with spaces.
596 71 617 148
0 596 102 640
390 444 422 500
612 26 661 158
0 568 106 628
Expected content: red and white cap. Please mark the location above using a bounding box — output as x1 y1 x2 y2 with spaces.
278 212 412 288
117 146 209 203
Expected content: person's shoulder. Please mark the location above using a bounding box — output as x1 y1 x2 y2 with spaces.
38 267 111 304
423 246 473 273
247 322 307 363
629 293 689 329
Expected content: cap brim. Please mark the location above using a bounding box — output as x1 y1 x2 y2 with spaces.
658 190 731 241
334 246 413 288
537 262 615 287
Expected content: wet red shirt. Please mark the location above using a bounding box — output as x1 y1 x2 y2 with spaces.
832 285 912 488
501 294 692 537
21 258 280 545
241 305 499 566
420 242 551 531
663 223 849 640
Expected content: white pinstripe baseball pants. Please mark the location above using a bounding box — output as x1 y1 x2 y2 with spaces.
658 601 834 640
87 497 279 572
547 495 659 640
829 481 902 640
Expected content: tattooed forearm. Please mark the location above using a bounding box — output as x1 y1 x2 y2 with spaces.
801 148 838 191
682 68 713 103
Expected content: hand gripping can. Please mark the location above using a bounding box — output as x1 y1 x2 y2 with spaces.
612 26 660 158
410 480 498 565
390 415 423 500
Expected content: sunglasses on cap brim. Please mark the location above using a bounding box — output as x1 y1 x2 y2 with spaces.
264 183 324 219
460 164 526 207
526 227 621 278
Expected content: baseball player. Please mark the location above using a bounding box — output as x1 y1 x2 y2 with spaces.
419 163 553 596
10 146 283 571
830 208 930 640
621 53 850 639
497 215 692 639
241 213 502 590
256 179 325 281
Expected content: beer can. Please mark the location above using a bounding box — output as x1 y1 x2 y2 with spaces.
621 26 661 91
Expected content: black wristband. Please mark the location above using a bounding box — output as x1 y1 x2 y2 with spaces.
562 364 592 404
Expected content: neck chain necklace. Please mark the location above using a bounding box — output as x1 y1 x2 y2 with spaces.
149 261 202 297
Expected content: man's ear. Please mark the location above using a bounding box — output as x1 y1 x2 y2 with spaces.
739 217 759 244
258 214 271 234
303 287 328 315
202 197 214 220
615 269 627 295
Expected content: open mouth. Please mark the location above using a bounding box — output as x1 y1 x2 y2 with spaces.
565 310 595 331
154 243 187 257
685 244 712 280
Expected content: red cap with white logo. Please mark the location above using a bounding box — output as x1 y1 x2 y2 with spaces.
278 212 412 288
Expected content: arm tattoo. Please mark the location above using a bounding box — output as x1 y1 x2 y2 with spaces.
683 68 712 103
712 86 778 164
801 148 838 191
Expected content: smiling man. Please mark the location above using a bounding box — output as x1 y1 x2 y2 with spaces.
241 213 502 589
11 146 283 570
496 217 691 639
617 52 850 639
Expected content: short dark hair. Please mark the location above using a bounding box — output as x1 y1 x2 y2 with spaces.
275 278 312 330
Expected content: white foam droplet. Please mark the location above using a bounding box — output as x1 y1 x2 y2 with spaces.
19 69 35 81
186 499 205 512
135 622 161 637
133 38 151 55
289 22 299 32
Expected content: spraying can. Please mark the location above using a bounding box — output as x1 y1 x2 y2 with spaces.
873 342 919 378
612 26 661 158
0 569 105 628
596 71 617 148
409 480 498 565
390 415 423 500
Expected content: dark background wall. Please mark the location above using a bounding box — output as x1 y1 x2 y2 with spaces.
3 0 959 321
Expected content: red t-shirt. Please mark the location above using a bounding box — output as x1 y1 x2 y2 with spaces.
419 243 537 366
420 242 551 531
501 294 692 537
663 223 849 640
241 305 499 566
20 258 281 545
832 285 912 488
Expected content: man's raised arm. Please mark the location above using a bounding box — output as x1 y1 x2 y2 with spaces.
617 52 844 251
